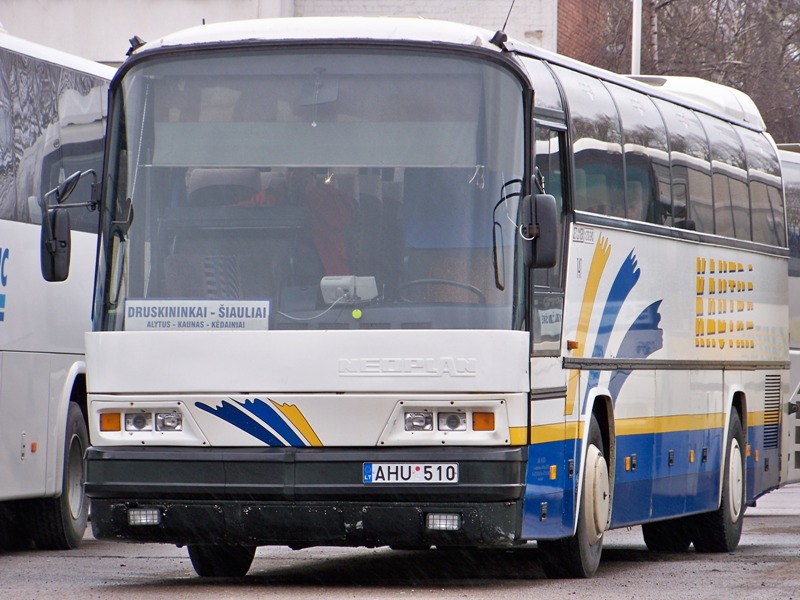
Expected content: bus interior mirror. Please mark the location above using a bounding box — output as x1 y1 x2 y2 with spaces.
300 70 339 106
40 208 71 282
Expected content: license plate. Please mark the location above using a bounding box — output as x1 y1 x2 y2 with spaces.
363 462 459 484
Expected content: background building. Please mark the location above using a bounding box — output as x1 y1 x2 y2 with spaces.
0 0 586 67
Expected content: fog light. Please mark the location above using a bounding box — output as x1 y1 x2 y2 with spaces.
426 513 461 531
156 412 183 431
405 412 433 431
438 412 466 431
125 413 152 432
128 507 161 526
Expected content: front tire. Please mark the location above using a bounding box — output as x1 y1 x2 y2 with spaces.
691 410 745 552
539 416 610 578
27 402 89 550
188 544 256 577
641 517 692 552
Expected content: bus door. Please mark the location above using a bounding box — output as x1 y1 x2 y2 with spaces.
525 122 571 537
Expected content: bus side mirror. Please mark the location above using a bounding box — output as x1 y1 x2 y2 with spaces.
521 193 558 269
40 208 72 282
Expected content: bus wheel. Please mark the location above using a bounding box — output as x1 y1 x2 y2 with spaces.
27 402 89 550
0 502 33 550
539 416 609 578
641 517 692 552
188 544 256 577
691 410 745 553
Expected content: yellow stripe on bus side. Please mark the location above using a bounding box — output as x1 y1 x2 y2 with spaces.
509 426 528 445
528 411 770 445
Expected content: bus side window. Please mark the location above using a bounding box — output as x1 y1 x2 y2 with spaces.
533 124 566 354
655 99 712 232
741 127 784 246
551 66 624 216
607 82 669 224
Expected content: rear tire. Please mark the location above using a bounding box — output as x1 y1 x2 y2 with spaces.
27 402 89 550
691 410 745 553
188 544 256 577
539 415 609 578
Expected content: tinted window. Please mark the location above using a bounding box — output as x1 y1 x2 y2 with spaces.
551 66 623 215
532 126 566 354
0 50 13 219
655 99 712 231
608 83 668 223
700 114 749 239
522 58 563 114
740 128 784 246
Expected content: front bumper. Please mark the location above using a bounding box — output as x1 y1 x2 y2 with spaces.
86 445 527 548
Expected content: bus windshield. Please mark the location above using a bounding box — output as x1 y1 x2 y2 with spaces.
97 48 526 332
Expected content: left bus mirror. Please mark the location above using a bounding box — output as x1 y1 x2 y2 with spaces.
53 170 82 204
39 171 82 282
520 193 558 269
40 208 71 282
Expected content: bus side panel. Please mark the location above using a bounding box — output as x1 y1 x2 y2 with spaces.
739 369 783 501
522 396 578 539
561 223 787 529
521 438 578 539
0 352 51 499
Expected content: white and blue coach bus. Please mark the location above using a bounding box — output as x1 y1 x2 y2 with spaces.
778 144 800 487
43 18 792 577
0 28 114 549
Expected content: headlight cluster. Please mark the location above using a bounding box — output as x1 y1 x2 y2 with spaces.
100 411 183 432
404 410 494 432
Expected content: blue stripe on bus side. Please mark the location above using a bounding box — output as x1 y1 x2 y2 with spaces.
522 423 774 537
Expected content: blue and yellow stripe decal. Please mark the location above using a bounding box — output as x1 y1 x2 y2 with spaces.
565 235 611 415
196 397 323 446
566 234 665 414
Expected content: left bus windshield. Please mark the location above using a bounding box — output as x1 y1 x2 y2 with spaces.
97 48 526 331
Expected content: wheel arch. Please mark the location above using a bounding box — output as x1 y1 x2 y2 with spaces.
48 361 88 497
717 386 747 508
576 390 616 535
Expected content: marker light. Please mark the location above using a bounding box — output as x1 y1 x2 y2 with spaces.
405 412 433 431
472 412 495 431
426 513 461 531
438 412 467 431
125 413 153 432
128 508 161 526
100 413 122 432
156 412 183 431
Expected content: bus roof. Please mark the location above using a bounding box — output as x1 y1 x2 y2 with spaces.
627 75 765 130
136 16 502 54
0 31 116 81
129 16 765 131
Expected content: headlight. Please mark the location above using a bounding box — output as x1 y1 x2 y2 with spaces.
438 412 467 431
404 411 433 431
124 413 152 431
156 412 183 431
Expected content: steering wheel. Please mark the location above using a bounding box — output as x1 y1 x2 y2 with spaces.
396 278 486 303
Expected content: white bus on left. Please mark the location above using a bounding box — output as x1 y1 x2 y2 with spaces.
0 29 114 550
